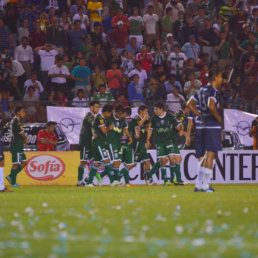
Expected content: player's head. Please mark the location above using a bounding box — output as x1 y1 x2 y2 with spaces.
99 84 106 95
154 102 165 116
124 107 132 117
102 104 113 118
15 106 25 119
138 105 148 117
46 121 57 133
90 100 100 114
209 70 223 88
114 105 124 119
182 103 190 115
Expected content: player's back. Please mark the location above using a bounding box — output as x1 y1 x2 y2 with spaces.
79 112 95 146
106 114 126 143
10 116 24 151
92 114 107 145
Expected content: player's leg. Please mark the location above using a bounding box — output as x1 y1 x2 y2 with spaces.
8 151 25 186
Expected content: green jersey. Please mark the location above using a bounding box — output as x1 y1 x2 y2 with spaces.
79 112 95 148
134 115 148 143
150 113 181 145
92 113 107 146
10 116 24 151
121 116 136 145
106 114 127 145
93 92 114 107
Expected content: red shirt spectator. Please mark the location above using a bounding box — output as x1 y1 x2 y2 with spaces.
29 22 46 49
135 45 153 73
37 122 58 151
112 9 130 31
106 62 122 89
108 22 128 49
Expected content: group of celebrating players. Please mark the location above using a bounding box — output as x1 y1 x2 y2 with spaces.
0 71 223 193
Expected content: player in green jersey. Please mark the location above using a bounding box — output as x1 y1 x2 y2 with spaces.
86 104 120 187
146 102 183 185
6 107 27 187
133 105 151 182
77 101 100 186
99 105 133 186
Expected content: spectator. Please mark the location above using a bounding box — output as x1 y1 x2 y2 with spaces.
244 54 258 79
184 72 202 100
128 74 145 106
230 75 242 93
68 20 87 53
35 44 62 89
87 0 103 28
164 74 183 94
93 84 114 106
115 93 129 107
23 86 39 122
89 22 103 46
14 36 33 79
165 0 185 23
18 18 29 44
249 117 258 150
91 65 106 92
186 0 200 17
143 5 159 44
182 16 198 44
181 35 200 63
0 89 12 121
144 0 163 20
24 71 44 98
120 50 134 76
73 6 90 30
6 76 23 101
151 39 167 69
162 33 179 54
128 61 148 88
71 57 91 99
160 7 173 40
135 45 153 73
19 4 37 32
111 8 130 32
193 6 207 33
200 64 210 85
72 89 87 107
128 7 144 48
29 22 46 49
80 35 94 60
227 91 244 111
0 17 14 52
167 84 185 113
48 56 70 94
173 11 185 45
55 90 68 107
106 61 122 99
37 121 58 151
241 73 258 114
107 21 128 54
46 18 67 50
70 0 87 15
126 37 139 56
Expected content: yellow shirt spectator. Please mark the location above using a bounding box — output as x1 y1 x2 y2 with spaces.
87 0 103 22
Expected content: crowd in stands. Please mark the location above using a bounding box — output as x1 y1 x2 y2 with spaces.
0 0 257 122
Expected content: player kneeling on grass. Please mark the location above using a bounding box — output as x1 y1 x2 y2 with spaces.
77 101 100 186
86 104 120 187
6 107 27 187
145 102 183 186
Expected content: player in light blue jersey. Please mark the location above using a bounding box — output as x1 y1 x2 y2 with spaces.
187 71 223 192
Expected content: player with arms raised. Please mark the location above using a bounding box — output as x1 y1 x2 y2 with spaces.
187 71 223 192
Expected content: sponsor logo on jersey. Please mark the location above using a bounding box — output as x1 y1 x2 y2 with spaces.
25 155 65 181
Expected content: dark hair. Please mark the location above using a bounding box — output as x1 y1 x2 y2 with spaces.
99 84 106 89
77 89 84 94
47 121 57 127
28 86 35 91
94 22 101 27
124 107 132 116
21 36 28 41
138 104 148 114
166 7 172 14
148 4 154 9
15 106 24 114
115 104 124 113
102 104 113 113
90 100 99 107
154 102 165 110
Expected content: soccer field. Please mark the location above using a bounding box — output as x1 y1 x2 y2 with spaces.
0 185 257 258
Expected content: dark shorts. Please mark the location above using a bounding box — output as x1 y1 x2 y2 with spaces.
80 145 92 162
134 141 149 163
0 140 4 162
203 128 222 152
194 128 205 159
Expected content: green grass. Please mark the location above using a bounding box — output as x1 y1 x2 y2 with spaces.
0 185 258 258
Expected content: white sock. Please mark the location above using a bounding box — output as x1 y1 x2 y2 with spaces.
203 168 213 190
83 166 89 181
195 166 204 189
196 160 202 175
0 167 5 191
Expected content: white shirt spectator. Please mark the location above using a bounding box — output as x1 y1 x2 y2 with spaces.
14 45 34 63
128 68 147 87
167 51 187 75
143 13 158 34
48 64 70 84
24 79 44 97
184 79 202 99
10 60 25 77
167 92 185 113
72 14 89 29
38 49 59 71
72 97 87 107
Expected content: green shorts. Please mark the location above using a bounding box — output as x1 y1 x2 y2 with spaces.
80 145 92 161
156 143 178 159
107 142 122 162
134 141 149 163
11 150 27 164
91 144 110 163
122 145 135 165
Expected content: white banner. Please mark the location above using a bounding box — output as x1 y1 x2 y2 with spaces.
95 150 258 185
47 106 139 144
224 109 256 146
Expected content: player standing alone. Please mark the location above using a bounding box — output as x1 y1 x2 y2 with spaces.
6 107 27 187
77 101 100 186
187 71 223 192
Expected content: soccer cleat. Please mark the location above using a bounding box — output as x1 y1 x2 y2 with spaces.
77 182 86 187
194 187 202 192
97 175 103 186
6 175 11 184
96 173 101 181
165 181 170 186
202 186 215 192
177 181 189 186
125 184 133 187
85 184 94 187
11 184 21 187
172 179 178 185
0 188 11 193
146 178 154 186
111 180 123 187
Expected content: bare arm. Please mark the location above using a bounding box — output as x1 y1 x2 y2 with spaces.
208 98 222 125
146 128 152 149
123 128 132 145
186 97 201 118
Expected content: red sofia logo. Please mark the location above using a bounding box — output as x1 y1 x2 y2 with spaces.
25 155 65 181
